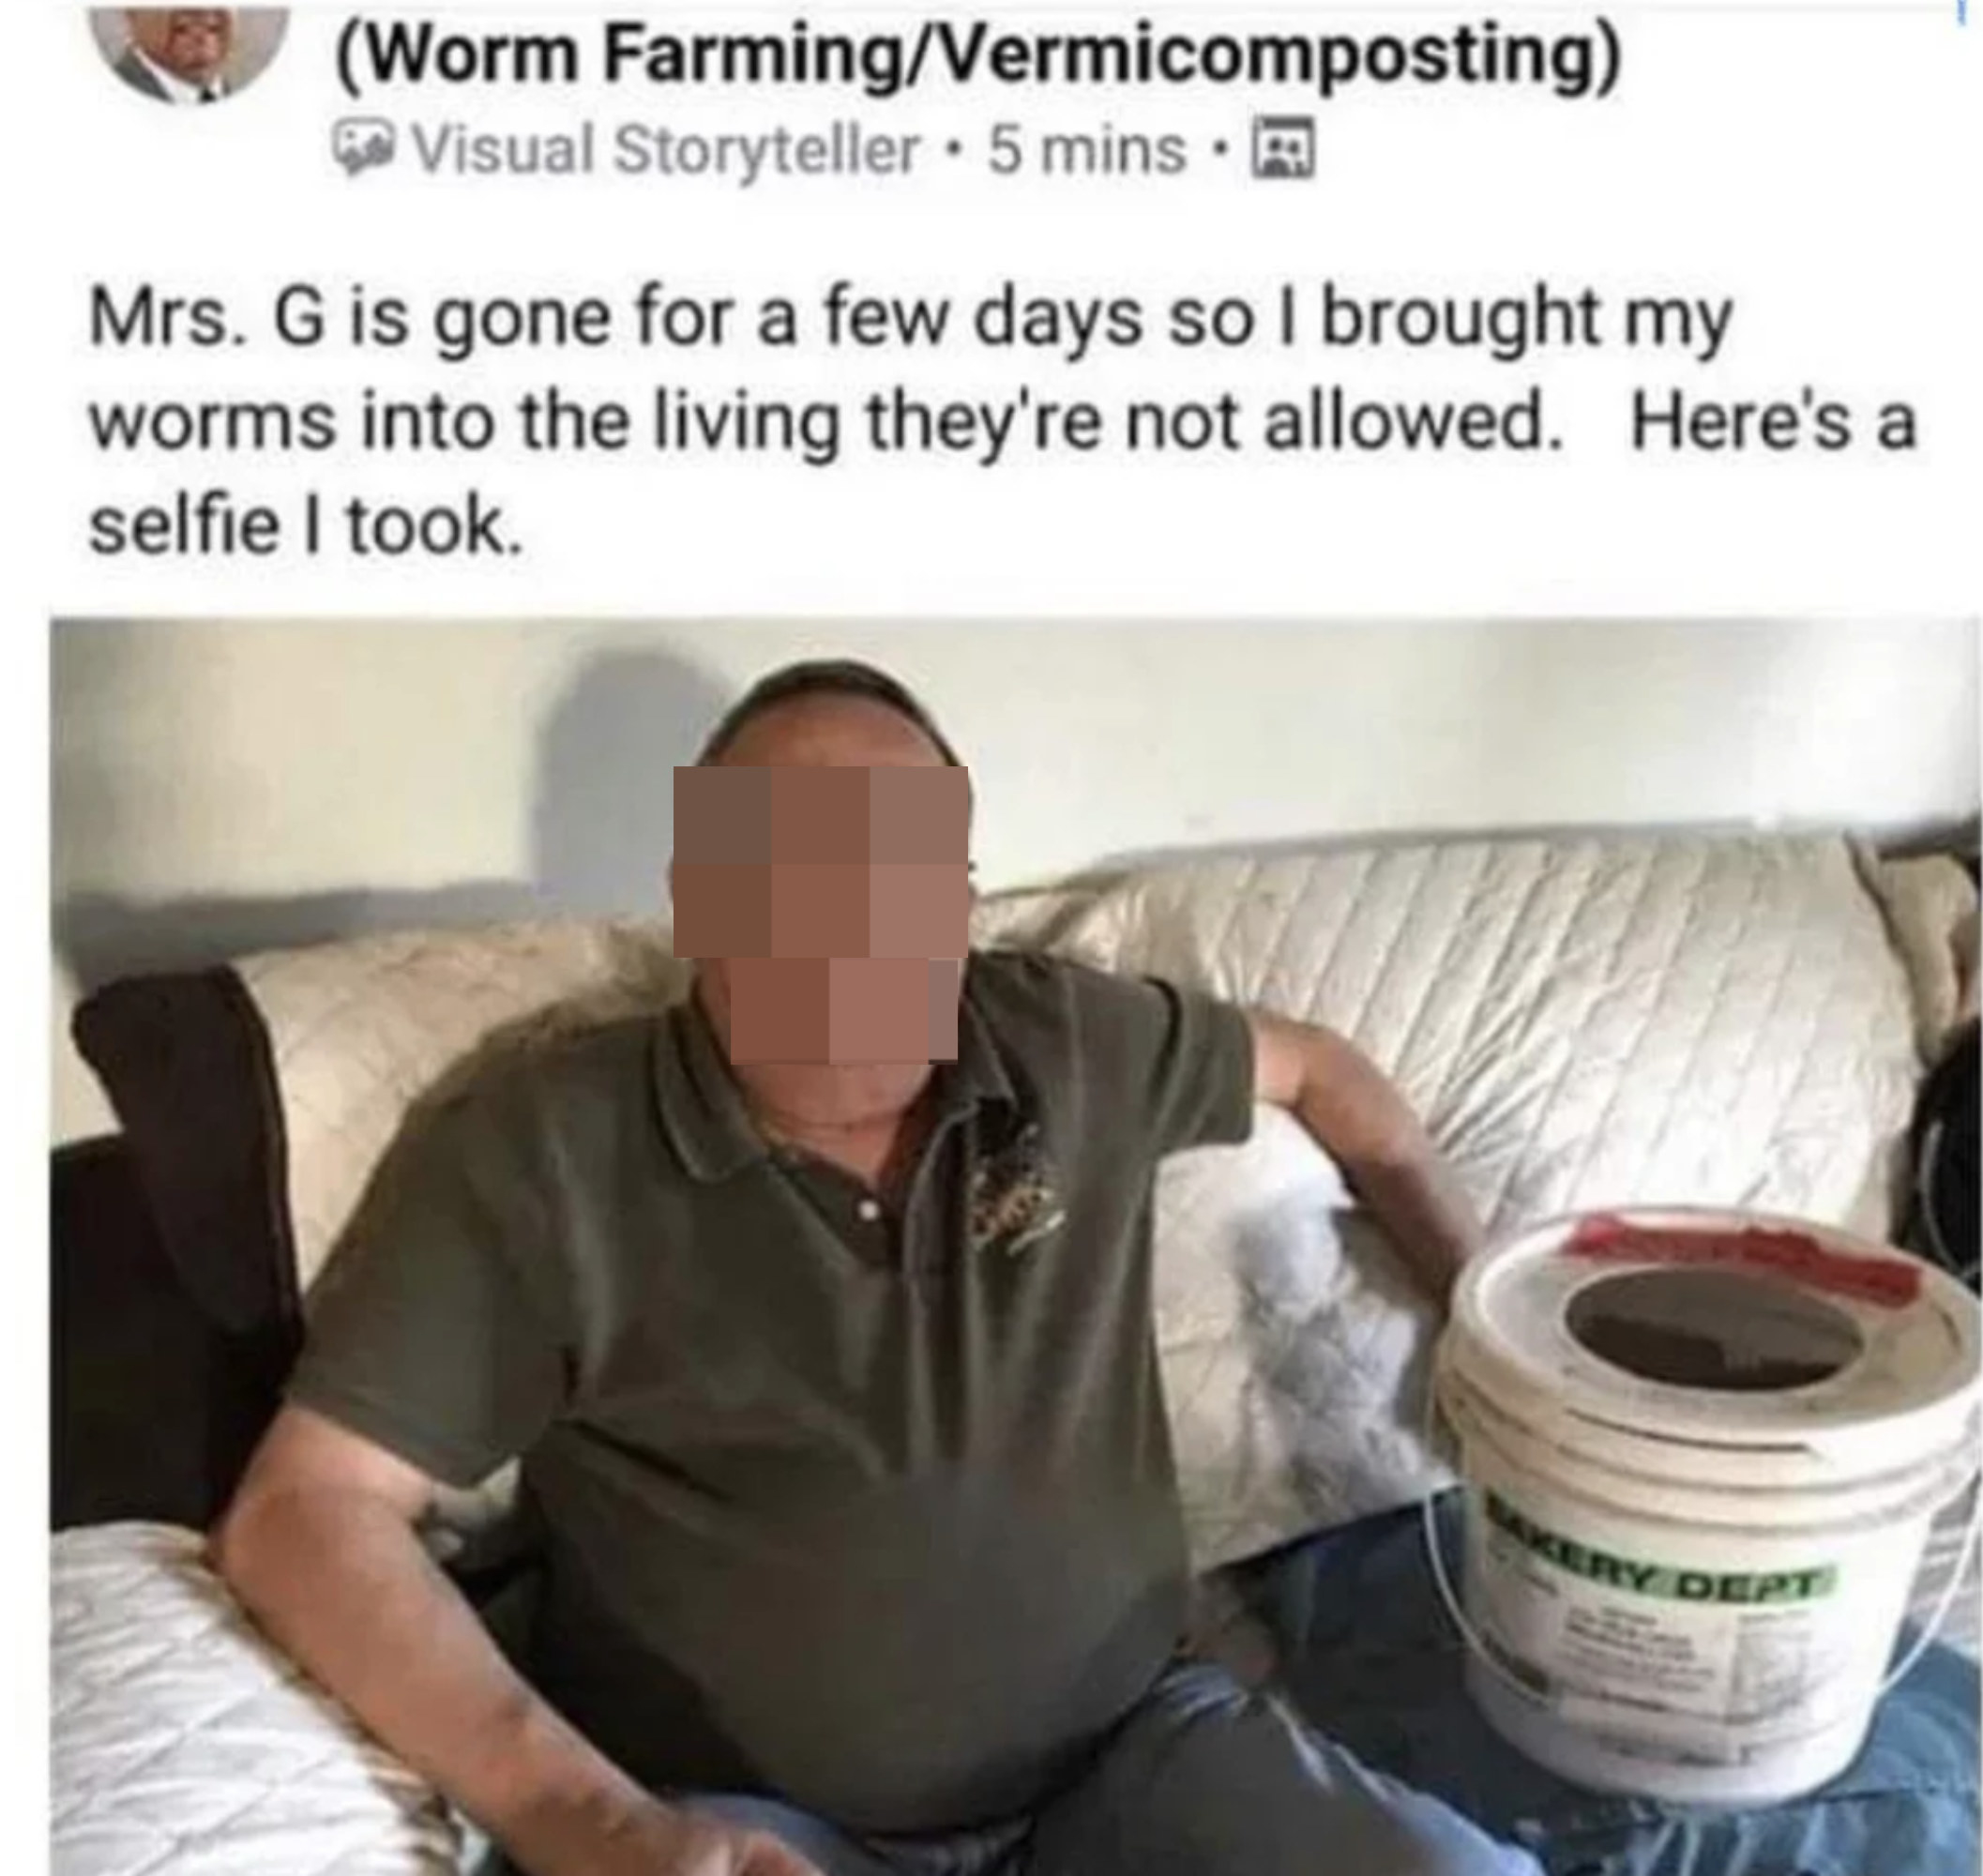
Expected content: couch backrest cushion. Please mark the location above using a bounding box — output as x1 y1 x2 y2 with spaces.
232 836 1931 1294
233 922 687 1294
977 832 1927 1242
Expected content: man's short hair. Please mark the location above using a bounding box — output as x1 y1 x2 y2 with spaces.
696 659 963 767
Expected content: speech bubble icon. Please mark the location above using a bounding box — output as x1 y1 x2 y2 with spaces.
332 117 398 176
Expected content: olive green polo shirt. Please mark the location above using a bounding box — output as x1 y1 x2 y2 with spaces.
288 949 1256 1834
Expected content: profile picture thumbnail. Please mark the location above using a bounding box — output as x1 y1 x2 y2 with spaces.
92 8 289 106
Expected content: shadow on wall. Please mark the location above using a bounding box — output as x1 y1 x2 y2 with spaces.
53 647 731 994
529 648 724 914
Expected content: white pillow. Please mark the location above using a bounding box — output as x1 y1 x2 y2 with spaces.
53 1524 462 1876
1157 1110 1452 1570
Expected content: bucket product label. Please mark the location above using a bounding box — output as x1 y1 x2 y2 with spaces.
1484 1493 1839 1605
1468 1485 1913 1765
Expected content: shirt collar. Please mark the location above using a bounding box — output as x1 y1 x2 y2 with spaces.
650 958 1018 1185
133 45 224 103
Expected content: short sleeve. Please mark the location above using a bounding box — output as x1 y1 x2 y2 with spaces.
284 1088 570 1489
1030 960 1255 1158
1124 974 1257 1157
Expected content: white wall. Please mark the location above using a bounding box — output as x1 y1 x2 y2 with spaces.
53 617 1979 1140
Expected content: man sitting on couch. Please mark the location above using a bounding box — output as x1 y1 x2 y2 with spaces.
214 659 1537 1876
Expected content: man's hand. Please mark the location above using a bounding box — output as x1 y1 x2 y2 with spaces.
470 1788 826 1876
213 1412 827 1876
651 1814 825 1876
1248 1011 1484 1308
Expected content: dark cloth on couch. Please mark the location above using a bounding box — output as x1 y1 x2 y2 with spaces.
1227 1496 1982 1876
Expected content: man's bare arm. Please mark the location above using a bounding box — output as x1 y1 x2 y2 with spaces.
1247 1011 1484 1306
212 1406 815 1876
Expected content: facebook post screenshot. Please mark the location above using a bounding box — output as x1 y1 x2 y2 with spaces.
11 5 1981 1874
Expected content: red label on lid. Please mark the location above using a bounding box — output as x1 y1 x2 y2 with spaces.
1564 1215 1923 1309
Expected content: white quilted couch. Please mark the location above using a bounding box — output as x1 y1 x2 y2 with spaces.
53 830 1979 1876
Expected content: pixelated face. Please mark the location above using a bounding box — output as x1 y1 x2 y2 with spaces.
673 703 972 1067
128 8 234 81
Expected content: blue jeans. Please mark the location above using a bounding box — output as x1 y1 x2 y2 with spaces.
686 1658 1542 1876
1225 1496 1983 1876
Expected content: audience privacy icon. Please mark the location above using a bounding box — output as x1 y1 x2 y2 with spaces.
1250 114 1318 180
333 116 397 175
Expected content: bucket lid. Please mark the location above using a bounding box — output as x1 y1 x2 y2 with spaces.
1446 1207 1981 1473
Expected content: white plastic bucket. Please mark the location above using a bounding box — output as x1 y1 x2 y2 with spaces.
1431 1205 1981 1806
